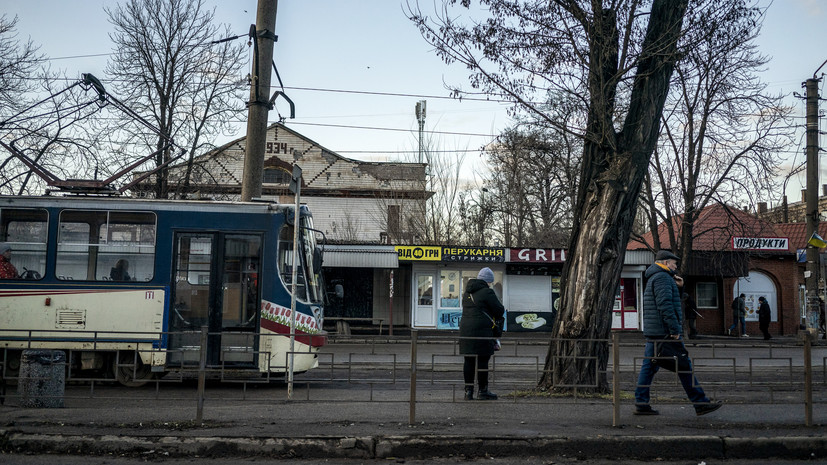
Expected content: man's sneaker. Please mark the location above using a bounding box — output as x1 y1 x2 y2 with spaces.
633 406 659 415
726 329 732 336
477 389 498 400
695 400 723 416
741 334 749 338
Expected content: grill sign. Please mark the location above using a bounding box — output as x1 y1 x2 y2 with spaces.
731 237 788 251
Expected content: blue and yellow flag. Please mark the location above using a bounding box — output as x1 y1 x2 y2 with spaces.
808 232 827 248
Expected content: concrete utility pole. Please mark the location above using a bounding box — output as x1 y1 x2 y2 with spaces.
241 0 278 202
415 100 426 164
804 76 821 328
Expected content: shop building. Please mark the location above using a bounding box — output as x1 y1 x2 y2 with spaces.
628 204 824 336
387 245 653 333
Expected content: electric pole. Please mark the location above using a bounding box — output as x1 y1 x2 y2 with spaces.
241 0 278 202
415 100 426 164
804 76 821 328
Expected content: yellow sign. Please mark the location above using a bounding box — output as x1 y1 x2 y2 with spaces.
395 246 442 261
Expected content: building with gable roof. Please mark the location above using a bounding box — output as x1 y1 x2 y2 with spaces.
131 122 431 245
627 203 824 336
130 122 432 328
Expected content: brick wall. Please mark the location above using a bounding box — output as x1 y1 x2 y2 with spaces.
694 256 801 336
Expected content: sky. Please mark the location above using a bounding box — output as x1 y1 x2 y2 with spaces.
3 0 827 203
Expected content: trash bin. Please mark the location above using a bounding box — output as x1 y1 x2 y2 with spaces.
17 349 65 408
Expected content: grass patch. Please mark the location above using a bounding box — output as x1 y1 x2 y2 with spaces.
503 388 635 400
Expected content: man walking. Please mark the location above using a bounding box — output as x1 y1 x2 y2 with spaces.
634 250 722 416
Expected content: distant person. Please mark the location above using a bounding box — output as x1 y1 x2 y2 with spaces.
757 296 772 340
819 297 826 340
110 259 132 281
682 292 699 339
0 243 19 279
634 250 721 416
459 266 504 401
728 293 747 337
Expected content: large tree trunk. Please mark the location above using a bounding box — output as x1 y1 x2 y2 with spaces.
540 0 688 393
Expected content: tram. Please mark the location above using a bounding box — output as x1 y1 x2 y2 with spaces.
0 195 327 385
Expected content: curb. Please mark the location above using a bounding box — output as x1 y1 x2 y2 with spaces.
3 431 827 460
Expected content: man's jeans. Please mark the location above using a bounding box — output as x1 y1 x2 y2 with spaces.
728 314 746 335
635 339 710 407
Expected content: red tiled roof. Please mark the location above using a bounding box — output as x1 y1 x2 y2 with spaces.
628 204 797 253
772 222 827 250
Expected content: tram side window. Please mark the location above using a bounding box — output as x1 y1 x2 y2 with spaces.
56 210 156 281
0 208 48 280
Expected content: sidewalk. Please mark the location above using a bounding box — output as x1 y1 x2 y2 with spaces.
2 383 826 460
2 333 826 460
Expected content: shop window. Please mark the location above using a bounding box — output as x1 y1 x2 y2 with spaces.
440 269 461 307
696 282 718 308
461 269 503 301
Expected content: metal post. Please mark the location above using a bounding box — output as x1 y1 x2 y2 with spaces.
388 270 394 336
612 332 620 427
196 325 208 423
803 333 813 426
288 181 301 399
409 329 418 425
241 0 278 201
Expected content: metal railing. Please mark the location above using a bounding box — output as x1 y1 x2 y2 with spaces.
1 328 825 426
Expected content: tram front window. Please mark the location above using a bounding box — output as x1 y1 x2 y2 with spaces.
278 215 323 304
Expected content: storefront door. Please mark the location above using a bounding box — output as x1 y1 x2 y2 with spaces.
413 272 435 327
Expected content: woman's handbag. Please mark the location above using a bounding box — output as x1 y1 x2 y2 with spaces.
483 311 504 337
652 339 692 372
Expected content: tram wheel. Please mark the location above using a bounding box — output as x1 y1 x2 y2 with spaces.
113 351 153 387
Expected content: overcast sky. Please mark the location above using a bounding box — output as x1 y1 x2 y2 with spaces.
4 0 827 202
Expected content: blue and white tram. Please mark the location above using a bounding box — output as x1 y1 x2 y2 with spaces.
0 195 327 385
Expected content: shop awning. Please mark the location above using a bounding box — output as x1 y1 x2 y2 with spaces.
322 245 399 268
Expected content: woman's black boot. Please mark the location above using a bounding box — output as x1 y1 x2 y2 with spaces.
464 386 474 400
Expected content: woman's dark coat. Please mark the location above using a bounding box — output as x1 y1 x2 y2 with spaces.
459 278 505 356
758 300 771 325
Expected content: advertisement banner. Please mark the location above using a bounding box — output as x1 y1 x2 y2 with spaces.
441 246 504 263
509 248 566 263
506 311 555 332
437 308 462 329
395 246 442 261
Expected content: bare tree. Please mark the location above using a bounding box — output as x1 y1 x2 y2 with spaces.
409 0 758 392
644 6 794 270
1 71 108 195
392 128 467 245
104 0 246 198
0 15 41 114
477 109 581 247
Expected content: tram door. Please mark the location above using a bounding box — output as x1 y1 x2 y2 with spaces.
168 232 262 367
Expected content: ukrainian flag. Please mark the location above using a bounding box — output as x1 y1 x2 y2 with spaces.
808 232 827 248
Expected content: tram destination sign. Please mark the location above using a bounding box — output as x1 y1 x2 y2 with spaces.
731 236 789 251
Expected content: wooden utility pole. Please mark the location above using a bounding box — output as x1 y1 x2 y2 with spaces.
241 0 278 202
